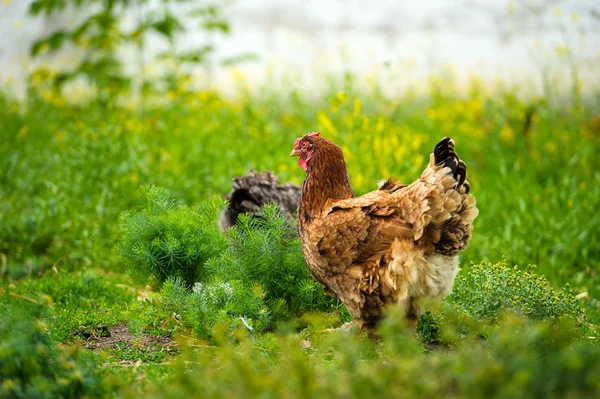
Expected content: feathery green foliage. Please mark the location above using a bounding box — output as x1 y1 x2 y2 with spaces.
116 186 227 287
449 259 586 324
215 205 337 317
126 201 339 339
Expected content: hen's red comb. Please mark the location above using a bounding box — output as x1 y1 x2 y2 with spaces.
308 131 320 137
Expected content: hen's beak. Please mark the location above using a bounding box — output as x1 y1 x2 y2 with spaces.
290 149 300 157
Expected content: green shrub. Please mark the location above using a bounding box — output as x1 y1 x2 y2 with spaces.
416 311 442 345
449 259 586 325
412 259 591 347
0 307 113 399
144 205 338 340
213 205 336 317
158 277 268 339
115 186 227 287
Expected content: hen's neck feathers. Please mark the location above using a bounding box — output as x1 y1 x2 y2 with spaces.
300 138 355 221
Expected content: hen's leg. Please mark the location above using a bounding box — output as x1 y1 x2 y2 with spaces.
404 297 421 328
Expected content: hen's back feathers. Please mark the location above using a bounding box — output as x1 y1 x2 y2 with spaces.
220 170 301 230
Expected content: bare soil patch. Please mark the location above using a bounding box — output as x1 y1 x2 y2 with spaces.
75 323 175 351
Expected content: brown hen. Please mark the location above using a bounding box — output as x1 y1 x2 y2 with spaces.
291 133 478 330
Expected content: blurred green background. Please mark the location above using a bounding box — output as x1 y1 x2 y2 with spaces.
1 1 599 398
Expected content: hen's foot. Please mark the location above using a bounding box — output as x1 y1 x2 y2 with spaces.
322 322 355 332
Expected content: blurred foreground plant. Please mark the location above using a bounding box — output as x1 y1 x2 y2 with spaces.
144 312 599 399
0 306 114 399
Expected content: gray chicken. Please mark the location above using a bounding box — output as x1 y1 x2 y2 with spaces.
219 169 301 230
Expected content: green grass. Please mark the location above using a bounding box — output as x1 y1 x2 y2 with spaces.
1 73 599 397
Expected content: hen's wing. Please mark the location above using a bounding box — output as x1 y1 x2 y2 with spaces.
307 137 478 273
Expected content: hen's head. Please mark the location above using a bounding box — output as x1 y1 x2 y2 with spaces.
291 132 354 206
290 131 320 172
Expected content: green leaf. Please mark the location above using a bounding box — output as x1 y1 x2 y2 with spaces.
175 46 214 64
221 53 260 66
151 13 184 39
30 31 69 56
202 20 230 34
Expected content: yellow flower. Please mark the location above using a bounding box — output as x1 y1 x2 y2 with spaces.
570 12 579 22
343 114 354 130
317 111 336 134
42 89 55 103
410 134 423 150
335 91 346 105
360 115 370 131
467 99 483 117
375 118 385 133
17 125 29 139
125 119 136 132
553 7 563 17
426 108 438 120
411 154 425 169
500 124 515 144
555 44 568 55
545 141 557 154
197 91 209 102
353 98 361 116
353 173 364 190
54 131 65 143
365 73 375 89
231 68 247 83
454 102 465 113
128 173 138 185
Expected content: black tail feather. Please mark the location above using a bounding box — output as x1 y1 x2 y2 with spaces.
434 137 469 192
456 160 467 187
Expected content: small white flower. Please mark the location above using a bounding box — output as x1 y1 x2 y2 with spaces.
240 316 253 331
192 282 204 293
